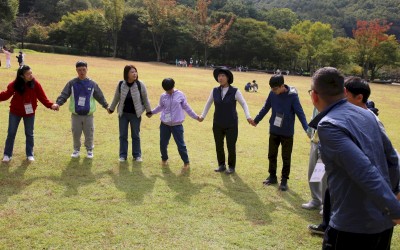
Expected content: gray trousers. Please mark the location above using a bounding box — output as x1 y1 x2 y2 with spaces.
71 114 94 151
307 142 327 205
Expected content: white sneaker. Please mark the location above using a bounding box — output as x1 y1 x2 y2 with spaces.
301 201 322 210
134 157 142 162
27 156 35 162
2 155 11 162
71 150 80 158
87 150 94 159
119 157 126 162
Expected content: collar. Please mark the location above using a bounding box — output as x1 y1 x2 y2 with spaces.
308 98 347 129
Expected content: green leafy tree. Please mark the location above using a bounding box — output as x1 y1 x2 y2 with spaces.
273 31 302 70
27 24 49 43
290 20 333 73
103 0 125 57
0 0 19 22
314 37 356 69
222 18 276 68
262 8 298 30
61 9 108 54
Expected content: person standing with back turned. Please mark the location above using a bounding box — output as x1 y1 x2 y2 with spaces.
309 67 400 249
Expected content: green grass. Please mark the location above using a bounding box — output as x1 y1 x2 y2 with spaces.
0 52 399 249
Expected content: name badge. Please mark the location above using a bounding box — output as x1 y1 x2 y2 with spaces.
164 113 172 122
78 96 86 106
310 161 326 183
273 113 284 127
24 103 34 114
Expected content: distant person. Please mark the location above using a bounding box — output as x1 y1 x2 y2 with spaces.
108 65 152 162
308 68 400 249
148 78 201 172
251 74 309 191
199 67 254 174
16 51 24 66
251 80 258 92
2 47 11 68
56 61 109 159
244 82 252 92
0 65 59 162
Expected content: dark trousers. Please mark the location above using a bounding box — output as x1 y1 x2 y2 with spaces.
268 133 293 179
212 123 238 168
322 226 393 250
321 188 331 229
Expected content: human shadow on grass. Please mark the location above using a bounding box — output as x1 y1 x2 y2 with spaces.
49 158 99 196
0 161 38 205
262 181 314 221
159 165 207 204
217 173 273 224
108 162 157 205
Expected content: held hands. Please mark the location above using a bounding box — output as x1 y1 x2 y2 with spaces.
51 104 59 111
146 111 152 118
107 108 114 114
248 118 257 127
197 116 204 122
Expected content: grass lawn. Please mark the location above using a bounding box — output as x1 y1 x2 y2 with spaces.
0 52 399 249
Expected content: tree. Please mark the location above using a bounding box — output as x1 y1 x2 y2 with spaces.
221 18 276 68
352 19 392 79
61 9 108 55
290 20 333 73
103 0 125 57
188 0 235 67
273 31 302 71
0 0 19 22
140 0 180 62
262 8 298 30
368 35 399 80
15 11 39 49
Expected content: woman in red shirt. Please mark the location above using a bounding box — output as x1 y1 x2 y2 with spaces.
0 65 59 162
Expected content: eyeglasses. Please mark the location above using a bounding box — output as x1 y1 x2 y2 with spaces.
308 89 313 95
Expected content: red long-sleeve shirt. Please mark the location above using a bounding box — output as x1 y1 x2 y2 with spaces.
0 79 54 117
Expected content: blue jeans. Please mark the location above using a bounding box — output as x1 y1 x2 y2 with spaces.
4 113 35 157
160 123 189 164
119 113 141 159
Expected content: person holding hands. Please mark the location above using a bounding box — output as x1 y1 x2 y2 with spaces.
148 78 201 172
200 67 253 174
0 65 58 162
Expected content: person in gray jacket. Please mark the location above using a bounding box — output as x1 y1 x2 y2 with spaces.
55 61 109 159
108 65 152 162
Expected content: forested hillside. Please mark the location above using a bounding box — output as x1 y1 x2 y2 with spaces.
253 0 400 37
1 0 399 80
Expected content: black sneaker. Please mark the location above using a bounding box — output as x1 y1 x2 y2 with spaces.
279 178 288 191
225 167 235 174
214 165 226 172
308 224 325 235
262 176 278 185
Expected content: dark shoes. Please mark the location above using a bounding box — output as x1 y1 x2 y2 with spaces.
279 178 288 191
225 168 235 174
214 165 226 172
214 165 235 174
263 176 278 185
308 224 326 235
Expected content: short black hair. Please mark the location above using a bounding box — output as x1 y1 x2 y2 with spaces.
162 78 175 91
344 76 370 103
76 61 87 68
269 75 284 88
312 67 344 97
